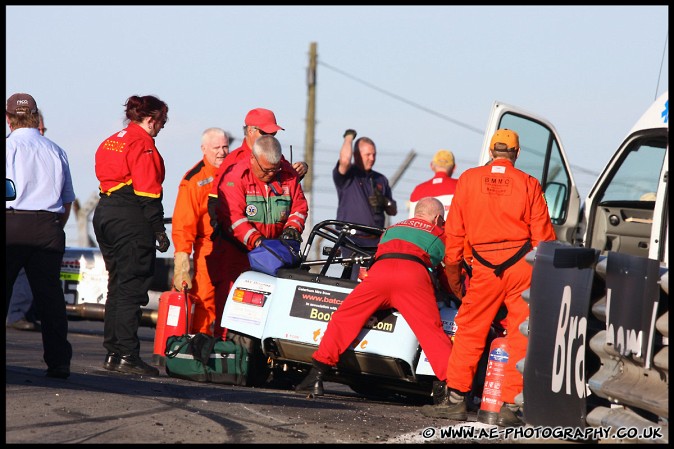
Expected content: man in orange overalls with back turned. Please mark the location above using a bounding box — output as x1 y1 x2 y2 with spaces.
421 128 556 427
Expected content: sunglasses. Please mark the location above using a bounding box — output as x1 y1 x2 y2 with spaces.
256 127 277 136
252 151 282 174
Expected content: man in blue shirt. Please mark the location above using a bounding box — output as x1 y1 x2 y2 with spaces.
5 93 75 379
6 110 47 332
333 129 397 278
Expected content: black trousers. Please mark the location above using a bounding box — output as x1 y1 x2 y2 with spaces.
93 201 155 357
5 211 72 369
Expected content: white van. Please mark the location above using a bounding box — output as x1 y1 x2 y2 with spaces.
480 91 668 440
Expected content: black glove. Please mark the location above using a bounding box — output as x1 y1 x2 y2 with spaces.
210 223 221 242
281 226 302 242
254 236 266 248
368 189 387 211
155 231 170 253
343 129 357 139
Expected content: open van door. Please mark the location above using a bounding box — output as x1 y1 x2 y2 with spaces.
478 102 581 243
579 91 668 261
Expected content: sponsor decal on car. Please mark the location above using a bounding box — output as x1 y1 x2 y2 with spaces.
290 286 397 332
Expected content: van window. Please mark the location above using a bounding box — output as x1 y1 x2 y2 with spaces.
598 138 666 203
499 112 572 224
587 135 667 257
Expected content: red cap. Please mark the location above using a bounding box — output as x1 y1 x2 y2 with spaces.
244 108 284 133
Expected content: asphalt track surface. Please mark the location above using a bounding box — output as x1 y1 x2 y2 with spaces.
6 319 574 444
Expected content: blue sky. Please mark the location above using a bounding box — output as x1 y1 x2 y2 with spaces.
6 5 668 248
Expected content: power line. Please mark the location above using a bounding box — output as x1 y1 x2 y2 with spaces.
318 60 484 135
317 60 602 180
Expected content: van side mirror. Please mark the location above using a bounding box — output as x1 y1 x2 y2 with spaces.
544 181 567 225
6 178 17 201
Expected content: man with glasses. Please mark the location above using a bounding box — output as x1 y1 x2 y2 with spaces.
207 108 308 241
207 134 308 340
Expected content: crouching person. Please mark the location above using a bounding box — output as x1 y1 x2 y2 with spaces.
296 197 453 395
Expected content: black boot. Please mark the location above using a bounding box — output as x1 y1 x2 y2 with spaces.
295 358 331 396
496 403 525 427
420 384 468 420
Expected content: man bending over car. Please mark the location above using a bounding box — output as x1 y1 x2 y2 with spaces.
295 196 453 395
207 134 308 339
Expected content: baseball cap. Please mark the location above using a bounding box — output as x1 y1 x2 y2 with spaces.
490 128 520 151
432 149 455 168
6 93 38 115
244 108 284 133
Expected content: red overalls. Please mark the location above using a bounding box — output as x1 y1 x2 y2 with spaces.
408 171 458 219
313 218 453 381
207 158 308 338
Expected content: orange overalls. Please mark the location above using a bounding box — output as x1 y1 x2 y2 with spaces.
444 158 556 403
172 157 219 334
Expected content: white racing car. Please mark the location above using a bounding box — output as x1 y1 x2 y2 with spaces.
59 247 172 326
221 219 491 402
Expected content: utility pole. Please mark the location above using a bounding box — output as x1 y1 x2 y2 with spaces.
304 42 318 257
389 149 417 189
385 149 417 227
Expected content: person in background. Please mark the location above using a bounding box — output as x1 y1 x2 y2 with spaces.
6 269 40 331
408 149 458 219
6 93 74 379
420 129 556 427
6 109 49 332
333 129 397 279
209 134 308 339
295 197 452 396
93 95 170 376
172 127 230 335
408 148 471 295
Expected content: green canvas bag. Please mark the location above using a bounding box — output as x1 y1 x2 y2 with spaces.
165 333 249 385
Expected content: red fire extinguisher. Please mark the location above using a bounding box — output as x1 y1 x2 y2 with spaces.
477 337 510 425
152 283 195 366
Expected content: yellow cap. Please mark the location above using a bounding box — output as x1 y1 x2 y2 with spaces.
432 149 455 168
490 129 520 151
